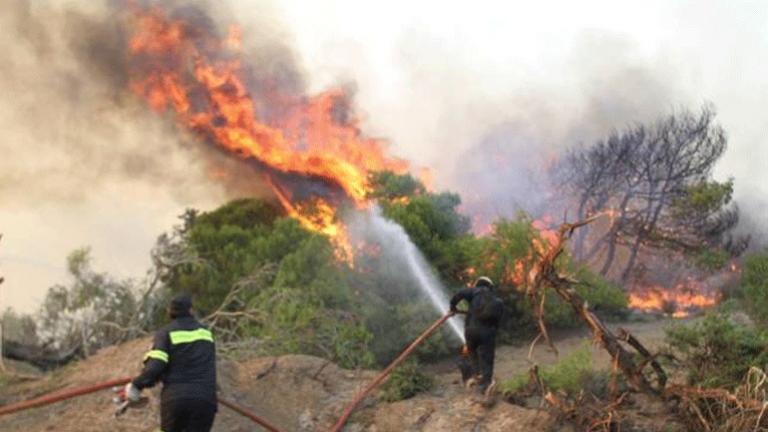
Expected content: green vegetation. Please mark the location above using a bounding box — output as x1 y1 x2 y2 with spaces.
379 359 434 402
674 179 734 216
740 250 768 324
501 343 611 397
157 200 376 368
170 173 626 364
471 215 627 331
36 248 137 355
665 312 768 388
378 189 473 281
8 171 629 370
691 248 731 272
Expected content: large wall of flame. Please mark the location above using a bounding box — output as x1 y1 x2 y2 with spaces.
0 1 295 311
1 0 767 312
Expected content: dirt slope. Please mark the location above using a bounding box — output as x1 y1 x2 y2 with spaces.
0 317 680 431
0 337 552 431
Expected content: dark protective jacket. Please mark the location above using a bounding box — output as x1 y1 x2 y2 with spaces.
449 286 504 331
132 315 217 404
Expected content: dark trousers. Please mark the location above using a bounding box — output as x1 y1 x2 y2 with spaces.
459 326 496 391
160 398 217 432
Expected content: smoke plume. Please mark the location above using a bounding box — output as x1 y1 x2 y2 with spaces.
1 0 765 312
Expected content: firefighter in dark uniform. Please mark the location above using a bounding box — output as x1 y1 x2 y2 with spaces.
450 276 504 395
124 294 217 432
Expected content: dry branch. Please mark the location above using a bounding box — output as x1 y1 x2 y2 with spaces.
522 215 768 431
201 263 276 351
524 215 666 396
543 387 628 431
666 367 768 432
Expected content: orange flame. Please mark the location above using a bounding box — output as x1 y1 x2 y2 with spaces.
628 283 719 318
125 7 409 258
480 217 559 289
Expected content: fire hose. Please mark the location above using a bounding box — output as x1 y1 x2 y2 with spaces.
0 376 281 432
0 312 455 432
330 311 455 432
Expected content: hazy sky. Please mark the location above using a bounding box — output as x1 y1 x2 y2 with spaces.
1 0 766 312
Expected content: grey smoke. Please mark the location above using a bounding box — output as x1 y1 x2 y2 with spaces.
439 33 692 227
0 0 297 311
0 0 308 207
1 0 766 313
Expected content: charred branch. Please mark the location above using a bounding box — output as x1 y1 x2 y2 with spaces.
553 106 745 280
525 215 666 396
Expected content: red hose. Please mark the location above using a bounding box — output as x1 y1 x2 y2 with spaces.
0 376 282 431
218 398 281 432
329 312 454 432
0 376 132 416
0 314 454 431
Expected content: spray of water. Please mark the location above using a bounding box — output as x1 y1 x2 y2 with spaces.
353 206 466 342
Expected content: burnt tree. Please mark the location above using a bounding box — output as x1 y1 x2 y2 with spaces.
556 106 746 283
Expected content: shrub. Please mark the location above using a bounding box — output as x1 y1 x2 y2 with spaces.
741 250 768 325
472 215 628 332
501 343 611 397
691 248 730 272
379 359 434 402
573 267 628 319
362 301 457 365
249 286 375 369
665 312 768 388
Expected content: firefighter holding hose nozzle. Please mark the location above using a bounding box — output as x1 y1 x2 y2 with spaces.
450 276 504 399
122 294 218 432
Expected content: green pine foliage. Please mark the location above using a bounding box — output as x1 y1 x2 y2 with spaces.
665 312 768 388
150 171 630 366
740 250 768 324
24 170 631 369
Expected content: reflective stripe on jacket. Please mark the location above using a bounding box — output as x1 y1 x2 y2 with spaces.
132 315 217 404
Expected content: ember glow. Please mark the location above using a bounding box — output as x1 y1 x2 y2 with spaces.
125 7 409 256
496 218 559 289
628 282 720 318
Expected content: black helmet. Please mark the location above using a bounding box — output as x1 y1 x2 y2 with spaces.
474 276 494 288
169 294 193 318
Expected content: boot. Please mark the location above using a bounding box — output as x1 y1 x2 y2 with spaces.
480 379 498 408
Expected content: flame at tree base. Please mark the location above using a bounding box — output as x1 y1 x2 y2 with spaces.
628 282 720 318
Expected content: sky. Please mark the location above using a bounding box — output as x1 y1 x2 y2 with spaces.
0 0 766 312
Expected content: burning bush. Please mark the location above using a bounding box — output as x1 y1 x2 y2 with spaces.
471 215 628 332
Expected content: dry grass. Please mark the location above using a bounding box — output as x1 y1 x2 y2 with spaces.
669 367 768 432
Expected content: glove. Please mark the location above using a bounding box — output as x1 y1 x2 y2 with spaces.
124 383 142 402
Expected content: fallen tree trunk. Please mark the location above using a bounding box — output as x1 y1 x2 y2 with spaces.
526 216 666 395
2 340 80 370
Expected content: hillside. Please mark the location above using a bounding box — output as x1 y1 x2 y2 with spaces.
0 337 553 431
0 318 689 431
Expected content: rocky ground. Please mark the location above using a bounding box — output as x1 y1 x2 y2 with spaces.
0 316 687 431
